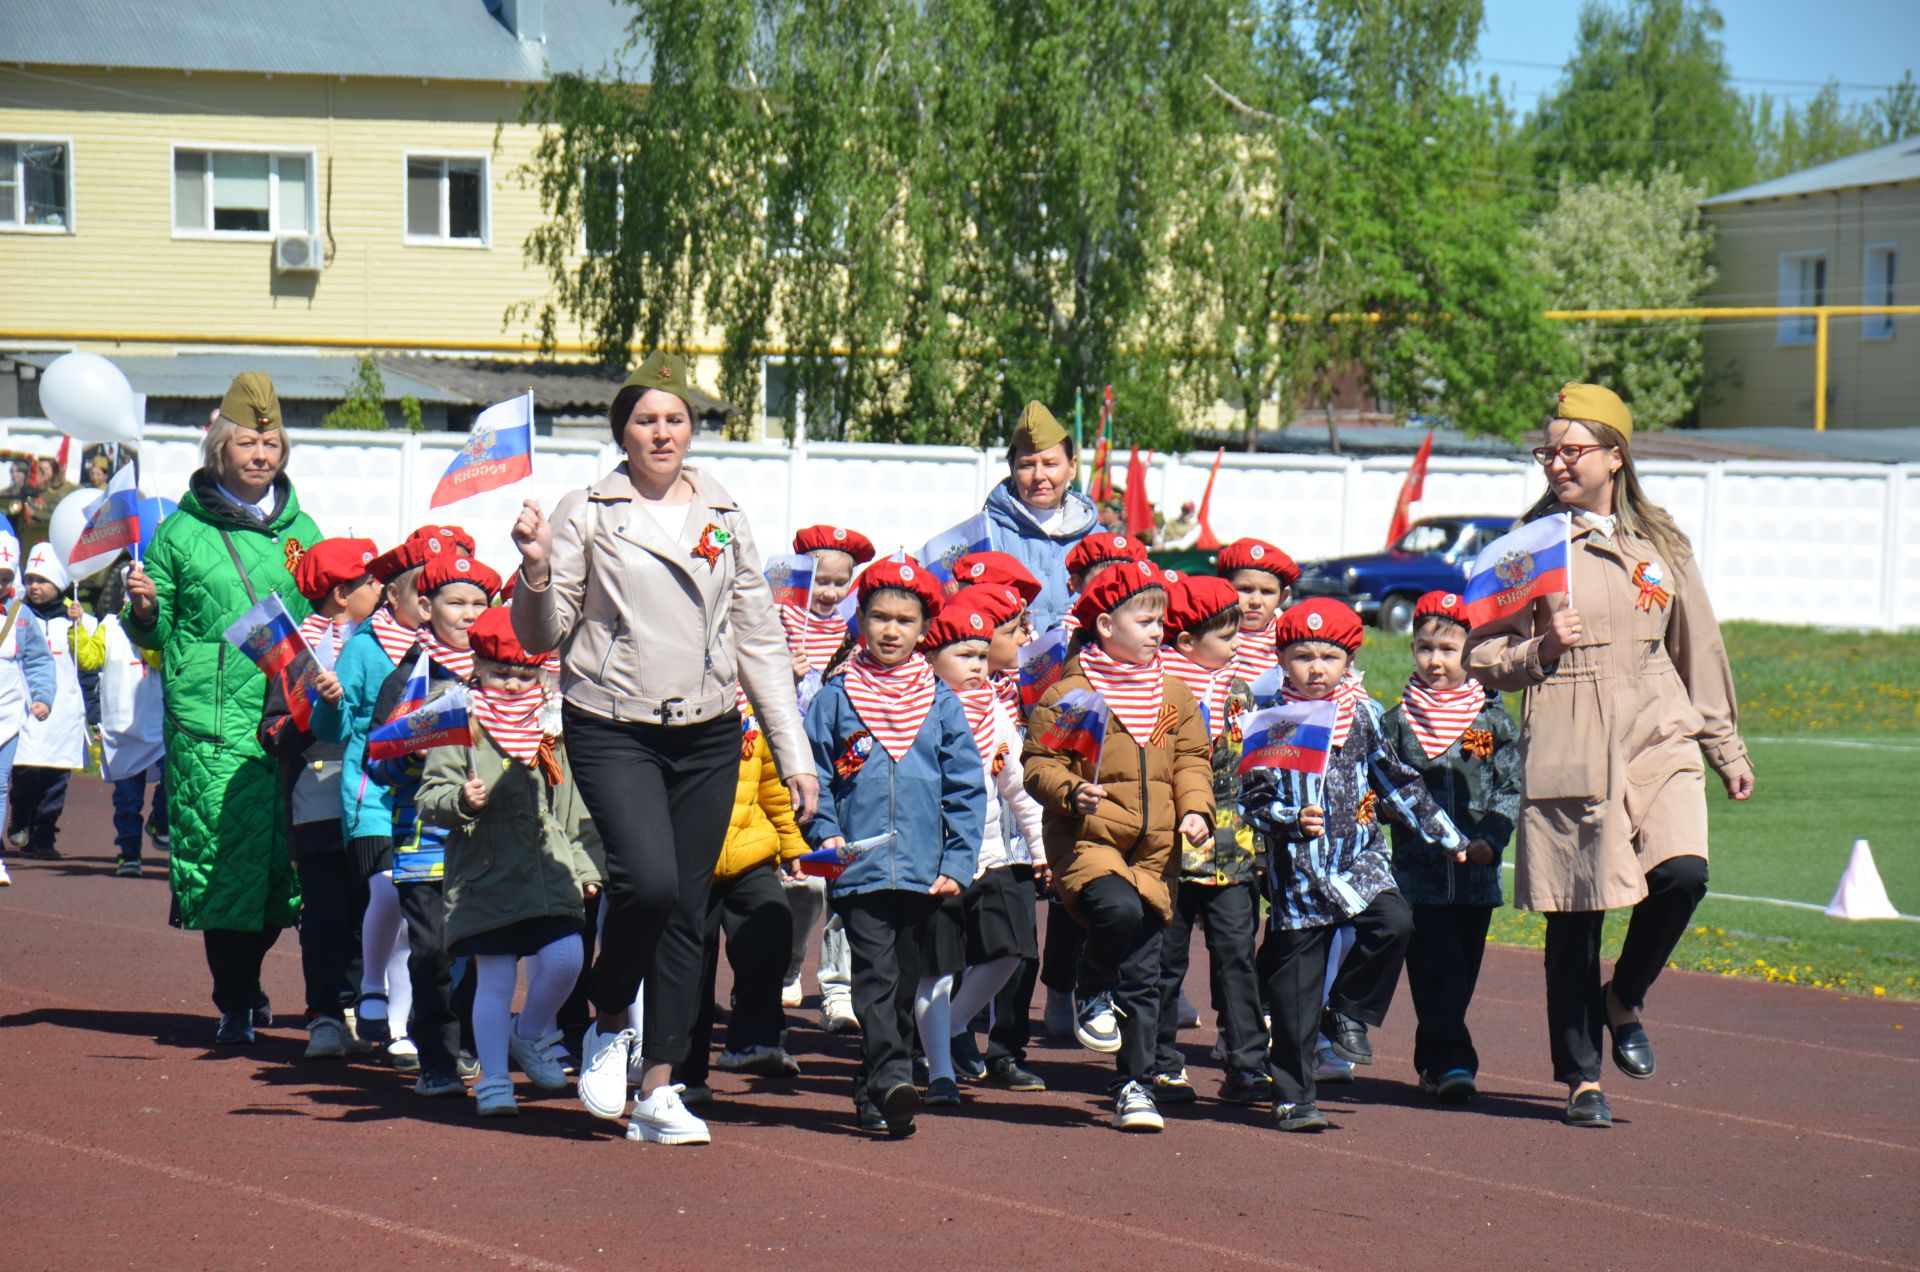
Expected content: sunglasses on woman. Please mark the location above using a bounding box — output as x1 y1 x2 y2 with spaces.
1531 443 1610 467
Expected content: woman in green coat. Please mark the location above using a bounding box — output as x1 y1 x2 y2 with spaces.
126 372 324 1044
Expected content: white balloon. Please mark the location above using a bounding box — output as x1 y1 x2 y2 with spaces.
50 486 114 581
39 352 141 444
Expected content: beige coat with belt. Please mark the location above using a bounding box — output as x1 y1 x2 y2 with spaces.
511 463 809 780
1466 512 1751 912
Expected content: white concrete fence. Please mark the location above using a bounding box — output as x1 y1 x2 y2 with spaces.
5 420 1915 631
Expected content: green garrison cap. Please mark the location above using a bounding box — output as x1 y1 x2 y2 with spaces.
219 371 282 431
622 350 697 405
1010 400 1068 454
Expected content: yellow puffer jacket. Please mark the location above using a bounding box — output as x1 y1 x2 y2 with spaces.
715 722 809 882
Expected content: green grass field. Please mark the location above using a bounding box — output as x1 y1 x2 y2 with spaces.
1352 623 1920 1000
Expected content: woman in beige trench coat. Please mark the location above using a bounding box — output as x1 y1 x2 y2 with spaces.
1467 383 1754 1129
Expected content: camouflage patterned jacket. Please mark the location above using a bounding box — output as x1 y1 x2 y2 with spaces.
1177 676 1261 886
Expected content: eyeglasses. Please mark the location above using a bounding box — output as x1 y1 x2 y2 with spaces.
1531 443 1610 467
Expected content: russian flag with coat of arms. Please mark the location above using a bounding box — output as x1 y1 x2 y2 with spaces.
1460 512 1572 630
69 462 143 570
221 594 308 681
1237 698 1337 777
368 686 471 761
1031 687 1110 772
430 391 534 508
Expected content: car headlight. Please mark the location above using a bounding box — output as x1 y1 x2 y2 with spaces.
1344 567 1360 589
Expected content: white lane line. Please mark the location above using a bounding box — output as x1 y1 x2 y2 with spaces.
1495 864 1920 922
1749 736 1920 752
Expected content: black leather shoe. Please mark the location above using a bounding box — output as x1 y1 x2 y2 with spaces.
1218 1069 1274 1104
951 1032 988 1082
881 1082 920 1139
1321 1009 1373 1065
1565 1088 1612 1128
986 1057 1046 1092
856 1103 889 1135
1273 1101 1329 1132
1609 1019 1655 1079
215 1012 255 1045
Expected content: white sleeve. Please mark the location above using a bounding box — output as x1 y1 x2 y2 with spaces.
993 703 1046 853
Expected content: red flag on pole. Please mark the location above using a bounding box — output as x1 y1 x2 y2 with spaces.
55 435 71 477
1195 447 1224 551
1124 446 1153 538
1386 430 1434 547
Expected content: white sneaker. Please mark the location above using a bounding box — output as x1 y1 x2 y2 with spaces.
473 1075 518 1117
388 1037 421 1072
781 979 804 1008
626 1083 711 1145
1315 1041 1356 1084
578 1023 637 1120
822 997 860 1033
1114 1080 1164 1133
1073 992 1122 1054
304 1017 347 1059
1042 988 1075 1038
508 1016 570 1092
0 858 11 886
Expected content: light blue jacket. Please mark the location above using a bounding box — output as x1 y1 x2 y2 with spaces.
804 677 987 897
983 479 1099 633
310 623 401 845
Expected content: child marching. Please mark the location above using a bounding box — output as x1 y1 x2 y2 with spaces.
0 527 54 887
7 544 100 861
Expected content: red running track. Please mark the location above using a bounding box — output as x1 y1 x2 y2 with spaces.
3 778 1916 1270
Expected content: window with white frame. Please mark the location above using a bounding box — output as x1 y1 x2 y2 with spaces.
1777 252 1825 344
761 356 847 441
0 139 72 231
582 159 623 256
1863 244 1896 340
174 147 313 236
405 156 487 244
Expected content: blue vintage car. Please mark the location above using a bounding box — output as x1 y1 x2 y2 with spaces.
1291 515 1513 633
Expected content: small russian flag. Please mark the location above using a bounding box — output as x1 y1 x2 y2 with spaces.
1017 626 1070 710
1237 699 1336 777
1461 513 1572 629
430 391 535 508
391 650 433 719
795 831 894 880
69 462 142 570
367 686 471 761
222 594 308 681
918 512 993 595
764 553 816 610
1032 687 1110 772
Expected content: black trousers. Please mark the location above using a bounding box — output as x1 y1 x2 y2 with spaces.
558 889 602 1045
9 765 71 854
835 889 941 1111
1075 875 1166 1088
566 705 740 1066
1544 855 1708 1085
1039 900 1084 993
680 865 793 1086
1405 904 1494 1079
1261 891 1413 1106
294 845 369 1023
203 926 282 1016
1155 880 1264 1077
398 879 461 1076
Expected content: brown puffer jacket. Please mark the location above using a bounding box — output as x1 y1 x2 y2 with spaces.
1022 658 1214 923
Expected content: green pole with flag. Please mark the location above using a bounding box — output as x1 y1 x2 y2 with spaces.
1072 388 1085 491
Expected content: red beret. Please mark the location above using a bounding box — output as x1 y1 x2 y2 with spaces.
1164 575 1242 635
1274 598 1364 653
1216 537 1300 586
420 552 501 599
952 551 1041 605
1413 590 1468 628
793 525 875 564
293 537 377 603
919 587 1017 651
368 524 477 583
467 605 544 667
1070 558 1165 631
856 556 944 618
1066 533 1149 576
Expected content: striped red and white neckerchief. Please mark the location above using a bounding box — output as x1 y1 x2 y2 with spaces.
955 684 1000 760
1400 677 1487 760
368 606 418 667
1061 612 1082 634
1162 647 1233 741
781 604 847 672
298 613 350 666
1229 617 1280 687
469 685 549 766
990 669 1021 714
1076 643 1166 742
420 628 474 680
1281 670 1367 751
841 651 938 762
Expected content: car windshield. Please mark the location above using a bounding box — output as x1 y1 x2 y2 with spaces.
1393 524 1453 555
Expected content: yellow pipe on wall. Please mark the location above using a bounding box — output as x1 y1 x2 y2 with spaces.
1815 310 1830 432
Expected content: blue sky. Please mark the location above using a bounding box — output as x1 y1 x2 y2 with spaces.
1477 0 1919 111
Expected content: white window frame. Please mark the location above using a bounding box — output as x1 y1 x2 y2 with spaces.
0 135 76 234
761 355 849 443
579 158 625 257
1777 251 1826 346
1862 242 1896 341
169 143 319 241
403 152 491 248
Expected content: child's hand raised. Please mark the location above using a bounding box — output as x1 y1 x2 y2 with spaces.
1179 813 1212 847
1071 783 1107 815
1465 838 1496 866
66 600 84 623
1299 805 1326 838
461 770 489 812
928 875 962 898
313 669 344 704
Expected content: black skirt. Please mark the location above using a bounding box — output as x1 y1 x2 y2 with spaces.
348 835 394 878
961 864 1039 964
450 915 582 960
926 892 968 979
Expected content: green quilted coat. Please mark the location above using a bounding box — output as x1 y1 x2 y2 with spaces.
128 471 322 931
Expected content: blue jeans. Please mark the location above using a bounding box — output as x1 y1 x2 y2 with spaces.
113 773 169 864
0 732 17 845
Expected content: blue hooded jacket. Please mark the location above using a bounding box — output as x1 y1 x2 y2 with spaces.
310 623 402 846
983 478 1099 633
804 675 986 897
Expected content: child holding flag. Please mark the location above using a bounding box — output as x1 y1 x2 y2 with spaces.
74 558 169 878
1240 598 1467 1132
0 527 55 887
1380 591 1519 1104
1022 561 1213 1133
1215 538 1298 687
261 538 381 1059
415 607 599 1119
802 557 986 1139
6 545 99 861
367 550 498 1097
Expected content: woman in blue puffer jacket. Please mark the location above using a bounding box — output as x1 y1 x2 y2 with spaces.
983 402 1099 633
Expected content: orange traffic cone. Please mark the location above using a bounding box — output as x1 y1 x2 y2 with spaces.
1825 839 1901 921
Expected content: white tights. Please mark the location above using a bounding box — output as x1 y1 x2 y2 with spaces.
472 934 586 1084
357 871 412 1032
913 956 1021 1082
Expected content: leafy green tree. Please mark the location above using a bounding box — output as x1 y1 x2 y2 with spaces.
1748 72 1920 182
1519 168 1714 429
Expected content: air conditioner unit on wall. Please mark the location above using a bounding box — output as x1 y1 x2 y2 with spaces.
274 234 325 272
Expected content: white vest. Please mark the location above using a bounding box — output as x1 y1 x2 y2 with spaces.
99 616 164 781
15 608 93 770
0 600 30 748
